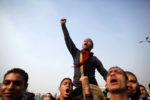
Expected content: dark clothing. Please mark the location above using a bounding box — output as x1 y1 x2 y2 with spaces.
61 24 108 88
141 98 150 100
56 98 72 100
56 94 93 100
85 94 94 100
130 96 141 100
129 88 141 100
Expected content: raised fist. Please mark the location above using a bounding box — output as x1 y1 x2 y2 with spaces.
60 18 66 24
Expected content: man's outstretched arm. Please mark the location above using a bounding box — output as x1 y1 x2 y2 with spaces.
80 76 93 100
60 19 79 57
95 57 108 81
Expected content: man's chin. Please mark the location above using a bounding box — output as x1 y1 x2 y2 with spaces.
2 97 15 100
128 90 136 96
64 95 70 98
64 93 71 98
83 48 89 51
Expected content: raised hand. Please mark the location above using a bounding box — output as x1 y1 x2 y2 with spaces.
60 18 66 24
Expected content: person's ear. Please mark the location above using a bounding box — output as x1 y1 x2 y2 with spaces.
126 80 130 88
59 87 61 91
105 83 108 90
24 83 28 91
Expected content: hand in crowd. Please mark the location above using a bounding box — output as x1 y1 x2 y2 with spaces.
80 76 91 94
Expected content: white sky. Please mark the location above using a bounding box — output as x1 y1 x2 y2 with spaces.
0 0 150 95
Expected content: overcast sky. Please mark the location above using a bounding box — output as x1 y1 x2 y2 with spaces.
0 0 150 95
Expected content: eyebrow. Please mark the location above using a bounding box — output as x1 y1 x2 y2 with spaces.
108 69 123 75
3 80 23 84
129 79 137 82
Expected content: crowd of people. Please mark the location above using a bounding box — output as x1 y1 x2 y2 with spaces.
0 67 150 100
0 19 149 100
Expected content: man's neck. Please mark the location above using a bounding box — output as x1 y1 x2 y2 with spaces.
110 92 129 100
59 96 72 100
82 48 91 51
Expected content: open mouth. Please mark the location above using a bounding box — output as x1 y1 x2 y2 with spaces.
110 79 118 84
5 93 14 97
128 86 133 90
66 89 70 93
84 43 88 46
65 88 72 96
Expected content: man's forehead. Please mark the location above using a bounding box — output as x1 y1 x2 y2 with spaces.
140 86 145 89
84 38 92 42
62 79 71 83
4 73 24 81
108 67 122 72
127 74 136 81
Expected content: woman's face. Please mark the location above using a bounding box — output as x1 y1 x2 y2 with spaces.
44 93 52 100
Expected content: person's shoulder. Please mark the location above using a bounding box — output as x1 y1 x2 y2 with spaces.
92 56 99 60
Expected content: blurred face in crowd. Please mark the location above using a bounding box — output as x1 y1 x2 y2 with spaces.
59 79 73 98
82 38 93 51
140 86 148 98
106 67 127 93
127 74 138 96
44 93 52 100
1 73 27 100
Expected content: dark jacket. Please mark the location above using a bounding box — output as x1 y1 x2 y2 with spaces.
61 24 107 88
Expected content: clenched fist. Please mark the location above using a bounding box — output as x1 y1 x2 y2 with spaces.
60 18 66 24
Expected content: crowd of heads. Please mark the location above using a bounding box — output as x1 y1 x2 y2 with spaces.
0 67 149 100
104 66 150 100
43 93 55 100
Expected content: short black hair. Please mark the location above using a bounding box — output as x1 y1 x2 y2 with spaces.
139 84 146 90
126 71 138 82
44 93 56 100
60 77 72 87
4 68 29 84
